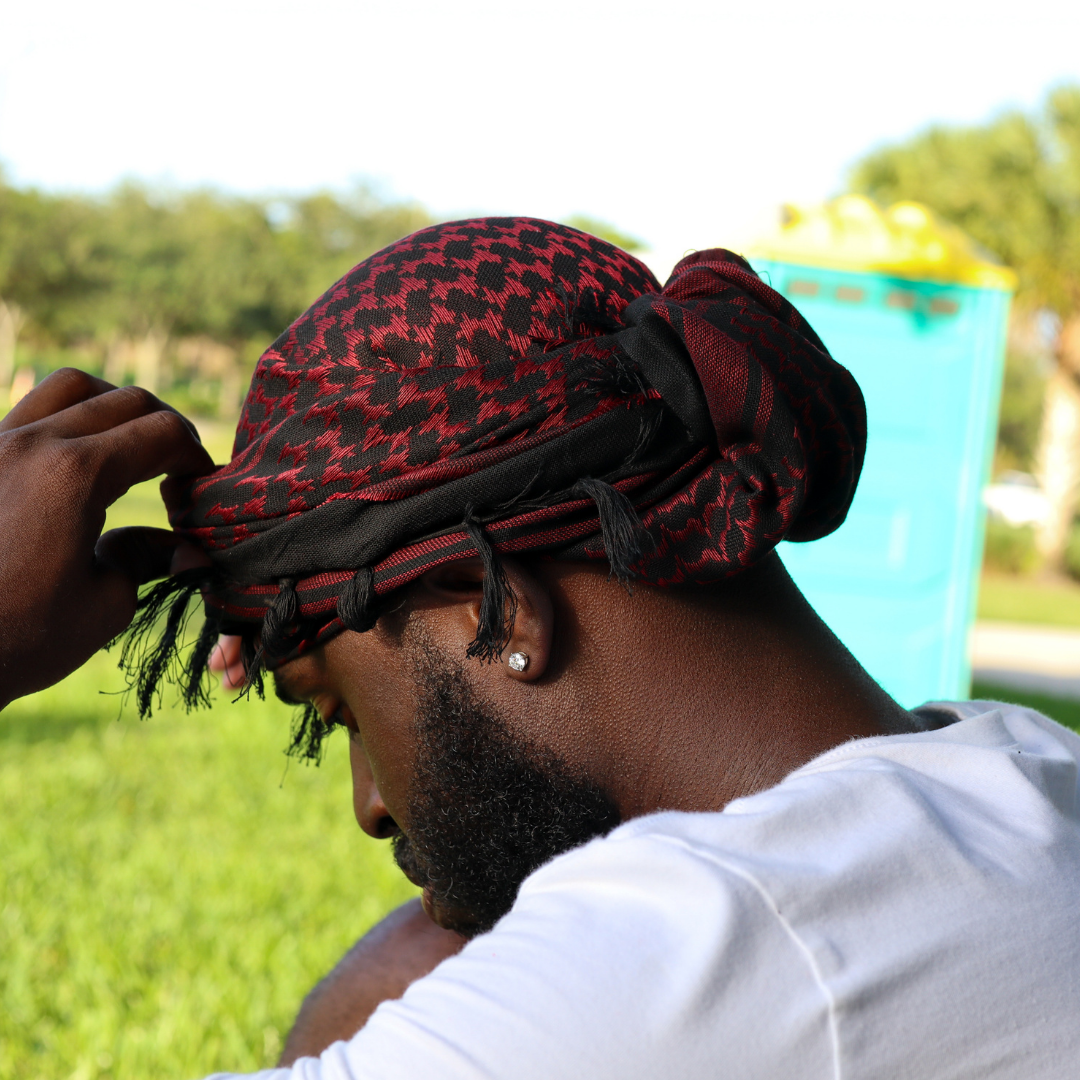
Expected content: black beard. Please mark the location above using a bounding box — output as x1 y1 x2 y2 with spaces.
392 652 621 938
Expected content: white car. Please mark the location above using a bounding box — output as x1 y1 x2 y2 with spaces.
983 471 1050 527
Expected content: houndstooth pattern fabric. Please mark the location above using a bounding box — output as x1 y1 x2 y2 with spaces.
181 218 657 542
167 218 865 659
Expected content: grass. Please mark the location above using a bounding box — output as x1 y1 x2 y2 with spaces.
4 405 1080 1078
976 571 1080 629
0 412 420 1079
0 653 416 1080
971 680 1080 732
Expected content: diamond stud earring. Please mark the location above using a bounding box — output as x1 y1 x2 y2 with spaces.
507 651 529 673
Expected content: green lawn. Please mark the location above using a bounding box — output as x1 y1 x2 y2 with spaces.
0 413 416 1080
0 654 415 1080
4 424 1080 1080
976 571 1080 628
971 681 1080 733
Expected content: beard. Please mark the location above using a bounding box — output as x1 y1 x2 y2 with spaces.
392 648 621 938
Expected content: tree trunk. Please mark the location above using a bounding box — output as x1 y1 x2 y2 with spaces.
1035 315 1080 568
132 329 168 394
220 355 243 418
103 335 128 385
0 298 26 391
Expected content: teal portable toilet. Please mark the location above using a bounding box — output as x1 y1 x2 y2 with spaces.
748 197 1015 707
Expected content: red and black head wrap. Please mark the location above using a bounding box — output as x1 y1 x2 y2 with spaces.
125 217 865 747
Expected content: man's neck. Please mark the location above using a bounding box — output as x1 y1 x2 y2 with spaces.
551 554 914 821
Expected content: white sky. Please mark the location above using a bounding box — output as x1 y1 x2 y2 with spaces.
2 0 1079 274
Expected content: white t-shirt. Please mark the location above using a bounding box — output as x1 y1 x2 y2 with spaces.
213 701 1080 1079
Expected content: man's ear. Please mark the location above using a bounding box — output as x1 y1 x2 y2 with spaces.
419 556 553 681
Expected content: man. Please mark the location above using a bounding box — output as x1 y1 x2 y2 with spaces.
1 218 1078 1078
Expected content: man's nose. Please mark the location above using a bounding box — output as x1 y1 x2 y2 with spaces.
349 737 398 839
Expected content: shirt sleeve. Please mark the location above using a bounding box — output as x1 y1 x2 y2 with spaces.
205 825 834 1080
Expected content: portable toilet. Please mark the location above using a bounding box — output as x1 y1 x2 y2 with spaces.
748 196 1016 707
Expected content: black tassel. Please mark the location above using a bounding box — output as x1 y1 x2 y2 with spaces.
115 567 214 719
337 567 379 632
260 577 298 659
586 346 651 401
112 568 331 766
238 634 266 701
573 477 648 585
181 607 224 710
286 702 337 764
463 508 518 663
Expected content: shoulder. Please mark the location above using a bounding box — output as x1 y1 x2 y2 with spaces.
355 854 830 1080
313 703 1080 1079
347 816 833 1079
527 698 1080 968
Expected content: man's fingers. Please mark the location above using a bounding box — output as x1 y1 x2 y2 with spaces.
0 368 116 433
170 543 214 575
25 384 204 444
84 409 216 506
210 634 246 689
208 634 243 671
85 564 143 650
95 527 185 585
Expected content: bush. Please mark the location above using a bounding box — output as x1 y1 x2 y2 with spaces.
994 350 1047 474
983 518 1039 575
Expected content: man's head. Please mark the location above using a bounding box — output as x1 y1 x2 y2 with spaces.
131 216 878 932
269 547 904 935
160 217 864 683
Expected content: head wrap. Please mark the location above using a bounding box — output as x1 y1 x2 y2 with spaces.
127 217 865 742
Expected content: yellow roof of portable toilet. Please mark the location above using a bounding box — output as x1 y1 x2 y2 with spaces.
747 195 1017 291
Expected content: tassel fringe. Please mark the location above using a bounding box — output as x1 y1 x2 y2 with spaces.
112 569 339 765
114 567 217 719
260 577 298 659
337 567 379 632
574 477 649 585
463 508 518 663
113 482 642 758
287 703 337 764
237 634 267 702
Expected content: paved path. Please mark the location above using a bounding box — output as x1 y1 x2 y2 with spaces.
971 621 1080 700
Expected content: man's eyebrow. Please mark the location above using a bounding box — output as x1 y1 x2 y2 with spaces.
271 672 305 708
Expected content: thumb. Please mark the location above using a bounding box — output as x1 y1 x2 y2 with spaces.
95 528 205 585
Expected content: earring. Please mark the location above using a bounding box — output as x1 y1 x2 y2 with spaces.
507 651 529 672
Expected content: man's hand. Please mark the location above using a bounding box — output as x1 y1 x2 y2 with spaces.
0 368 214 709
209 633 247 689
279 898 467 1065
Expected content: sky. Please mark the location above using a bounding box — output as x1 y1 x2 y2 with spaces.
2 0 1079 276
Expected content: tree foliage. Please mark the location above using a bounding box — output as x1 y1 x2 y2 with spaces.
995 350 1049 472
0 175 431 378
850 85 1080 566
563 214 644 253
850 85 1080 315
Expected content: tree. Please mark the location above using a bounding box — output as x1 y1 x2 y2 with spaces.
851 85 1080 569
0 175 104 390
0 175 431 414
563 215 644 253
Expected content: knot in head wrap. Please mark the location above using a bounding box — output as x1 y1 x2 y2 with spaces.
132 217 865 737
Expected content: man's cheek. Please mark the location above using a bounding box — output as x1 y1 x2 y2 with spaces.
357 728 419 830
